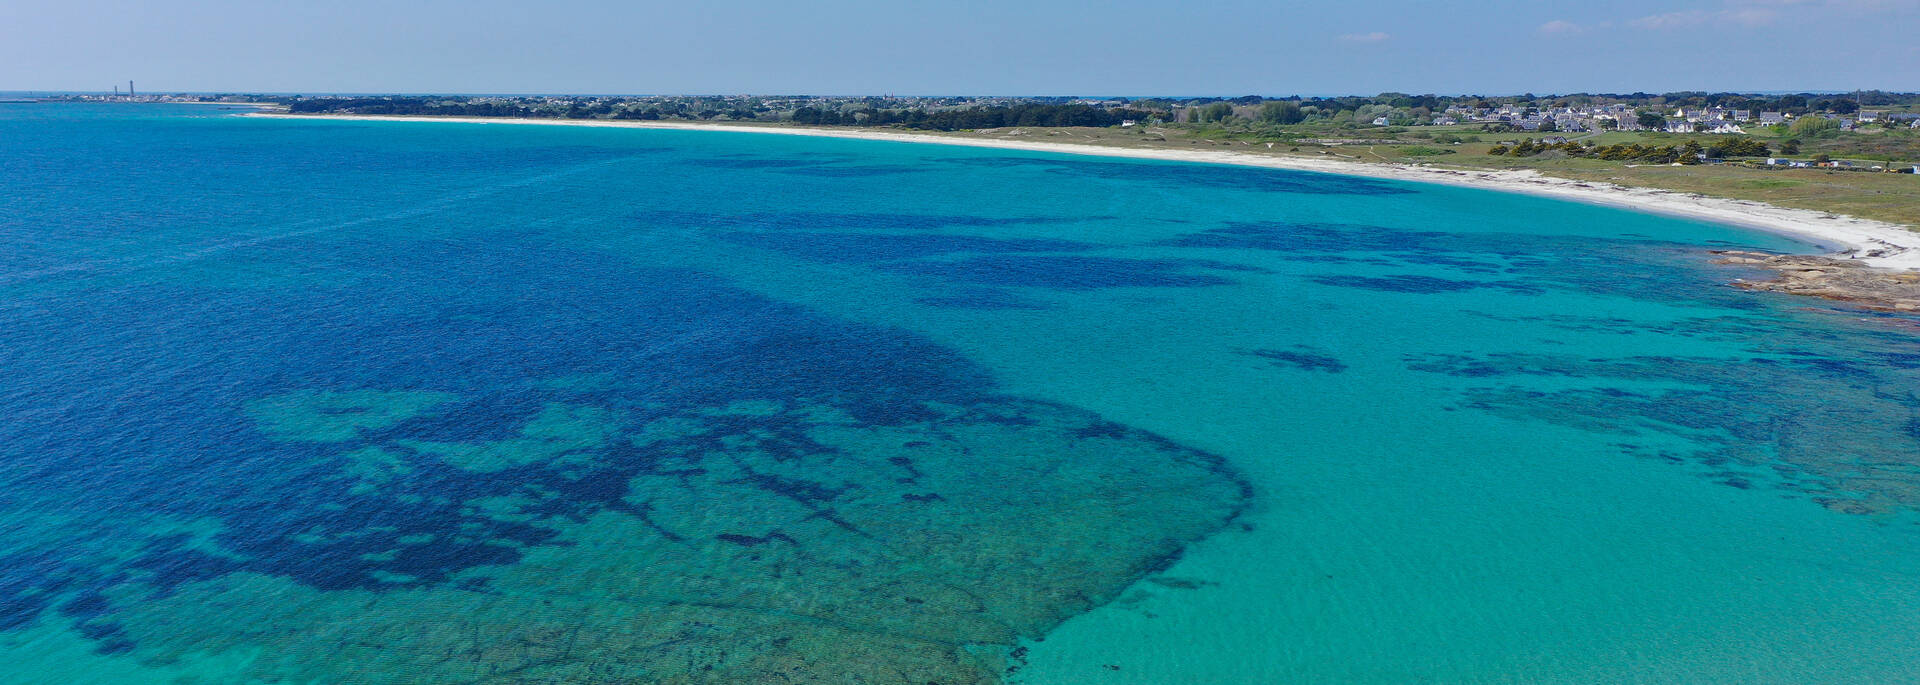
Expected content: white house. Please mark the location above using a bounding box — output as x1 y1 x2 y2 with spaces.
1759 112 1787 125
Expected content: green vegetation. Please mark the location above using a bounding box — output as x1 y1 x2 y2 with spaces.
1258 101 1306 125
1493 137 1769 163
1192 102 1236 124
790 103 1158 130
1792 116 1841 136
892 123 1920 227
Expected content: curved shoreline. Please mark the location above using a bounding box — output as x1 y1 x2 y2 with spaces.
244 113 1920 270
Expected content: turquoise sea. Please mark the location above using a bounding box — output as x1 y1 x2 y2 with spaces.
4 103 1920 684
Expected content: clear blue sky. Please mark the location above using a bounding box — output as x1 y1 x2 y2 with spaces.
3 0 1916 95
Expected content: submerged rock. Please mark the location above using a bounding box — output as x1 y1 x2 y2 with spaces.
99 396 1250 684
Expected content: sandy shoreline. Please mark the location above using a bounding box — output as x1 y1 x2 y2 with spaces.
246 113 1920 270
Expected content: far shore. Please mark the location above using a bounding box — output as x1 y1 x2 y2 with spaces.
245 112 1920 270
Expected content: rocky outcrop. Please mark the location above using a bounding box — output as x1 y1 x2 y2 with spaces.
1712 250 1920 311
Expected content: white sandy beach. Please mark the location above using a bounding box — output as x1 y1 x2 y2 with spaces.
247 113 1920 270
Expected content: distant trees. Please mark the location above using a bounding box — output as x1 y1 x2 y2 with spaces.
796 107 844 125
1504 139 1546 156
1489 137 1766 163
1258 101 1306 125
1705 138 1771 158
1193 102 1236 124
1779 138 1801 154
791 104 1161 130
1678 140 1705 161
1822 99 1859 115
288 98 538 117
1588 142 1677 162
1637 112 1667 129
1354 103 1393 124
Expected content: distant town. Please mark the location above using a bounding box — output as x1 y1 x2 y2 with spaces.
41 88 1920 135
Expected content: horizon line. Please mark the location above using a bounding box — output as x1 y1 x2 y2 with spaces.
4 89 1897 100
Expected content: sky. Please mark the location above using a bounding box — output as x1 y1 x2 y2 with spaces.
3 0 1917 96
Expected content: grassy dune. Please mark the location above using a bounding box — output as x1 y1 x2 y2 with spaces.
906 124 1920 228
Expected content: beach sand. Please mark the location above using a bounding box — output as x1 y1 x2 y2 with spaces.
246 113 1920 270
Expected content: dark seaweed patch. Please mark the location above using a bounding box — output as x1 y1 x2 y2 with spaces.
915 289 1047 310
635 210 1103 233
718 231 1097 264
1241 346 1348 373
1406 349 1920 514
1154 221 1794 307
770 164 930 177
711 230 1246 303
1310 274 1540 295
892 255 1256 290
0 239 1005 598
934 157 1415 195
715 532 798 547
685 157 832 169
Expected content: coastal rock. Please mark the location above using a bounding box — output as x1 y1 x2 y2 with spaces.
1711 250 1920 311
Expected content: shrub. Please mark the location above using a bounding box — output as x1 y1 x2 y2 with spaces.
1791 116 1839 137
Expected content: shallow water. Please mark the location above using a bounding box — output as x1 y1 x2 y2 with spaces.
3 104 1919 683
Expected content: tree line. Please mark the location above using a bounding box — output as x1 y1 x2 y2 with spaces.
287 98 541 117
288 98 1166 130
1489 138 1770 163
792 104 1163 130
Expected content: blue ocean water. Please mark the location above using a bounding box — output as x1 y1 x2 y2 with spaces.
3 103 1919 683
